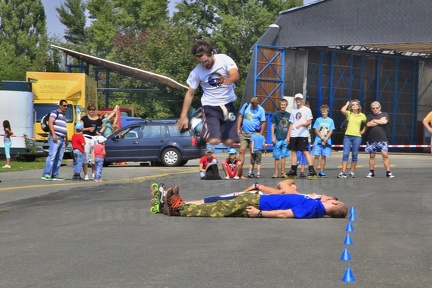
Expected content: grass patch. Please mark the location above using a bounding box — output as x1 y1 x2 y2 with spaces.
0 158 49 172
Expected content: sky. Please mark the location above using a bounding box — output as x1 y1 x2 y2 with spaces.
42 0 315 39
41 0 180 39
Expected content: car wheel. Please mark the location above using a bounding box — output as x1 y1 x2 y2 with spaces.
161 148 181 167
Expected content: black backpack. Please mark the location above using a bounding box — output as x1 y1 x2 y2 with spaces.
41 110 59 132
204 163 222 180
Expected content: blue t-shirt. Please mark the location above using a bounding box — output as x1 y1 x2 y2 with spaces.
239 104 266 134
251 133 266 151
313 117 335 145
259 194 326 219
272 111 291 140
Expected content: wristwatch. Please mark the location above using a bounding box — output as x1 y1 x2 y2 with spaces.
258 210 263 218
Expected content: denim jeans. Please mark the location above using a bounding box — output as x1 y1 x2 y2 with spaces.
94 157 104 180
342 135 362 163
73 149 84 174
42 134 66 177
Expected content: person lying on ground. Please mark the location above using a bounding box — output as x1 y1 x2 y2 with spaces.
163 183 347 219
185 179 337 205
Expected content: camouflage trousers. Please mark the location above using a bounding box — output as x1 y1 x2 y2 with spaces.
179 193 260 217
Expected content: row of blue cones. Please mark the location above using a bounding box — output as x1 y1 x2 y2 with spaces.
341 206 356 282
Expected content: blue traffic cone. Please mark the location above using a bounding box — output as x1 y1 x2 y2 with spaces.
342 267 355 282
344 234 353 245
349 213 357 221
346 222 354 232
350 206 356 215
340 248 352 261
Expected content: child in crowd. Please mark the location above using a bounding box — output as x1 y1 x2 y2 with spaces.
100 105 119 137
71 123 86 180
222 148 246 180
92 136 106 182
199 148 218 179
3 120 13 168
249 125 267 178
296 150 309 178
312 104 335 178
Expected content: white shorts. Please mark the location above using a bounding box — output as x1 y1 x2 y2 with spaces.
84 135 97 164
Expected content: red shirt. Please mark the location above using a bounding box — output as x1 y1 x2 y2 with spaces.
199 155 217 170
93 143 105 158
71 133 85 153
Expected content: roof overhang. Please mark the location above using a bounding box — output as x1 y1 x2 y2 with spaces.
51 45 188 90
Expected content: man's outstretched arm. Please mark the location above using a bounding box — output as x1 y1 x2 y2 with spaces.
246 206 295 218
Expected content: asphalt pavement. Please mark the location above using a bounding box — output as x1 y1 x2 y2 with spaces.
0 152 431 287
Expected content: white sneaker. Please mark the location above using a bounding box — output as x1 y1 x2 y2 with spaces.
386 172 395 178
233 176 240 180
348 172 355 178
92 173 95 180
84 174 89 181
2 165 11 168
337 172 347 178
224 176 230 180
366 172 375 178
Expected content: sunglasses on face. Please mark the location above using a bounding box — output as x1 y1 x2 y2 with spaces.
88 109 95 111
371 107 380 110
62 105 68 107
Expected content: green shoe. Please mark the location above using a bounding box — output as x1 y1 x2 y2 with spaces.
41 175 52 181
52 176 65 181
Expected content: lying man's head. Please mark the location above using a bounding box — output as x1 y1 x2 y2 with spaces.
326 201 348 218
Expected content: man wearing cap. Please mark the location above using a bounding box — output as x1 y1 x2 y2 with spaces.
222 148 245 180
237 97 266 178
286 93 317 179
199 148 219 179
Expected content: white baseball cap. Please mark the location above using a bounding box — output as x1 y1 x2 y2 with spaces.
294 93 304 99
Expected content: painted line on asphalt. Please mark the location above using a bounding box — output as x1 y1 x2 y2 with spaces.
0 168 196 192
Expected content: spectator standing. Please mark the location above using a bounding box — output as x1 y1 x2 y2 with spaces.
92 136 106 182
81 103 104 180
337 100 366 178
41 100 68 181
2 120 13 168
271 98 291 178
237 97 266 177
71 123 85 180
423 110 432 152
364 101 394 178
311 104 335 178
100 105 119 137
249 125 266 178
286 94 317 179
177 40 240 146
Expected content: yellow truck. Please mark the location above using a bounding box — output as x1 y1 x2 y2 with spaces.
26 72 98 142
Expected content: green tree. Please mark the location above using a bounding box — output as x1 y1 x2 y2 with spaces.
0 0 47 81
56 0 87 46
87 0 118 58
114 0 169 32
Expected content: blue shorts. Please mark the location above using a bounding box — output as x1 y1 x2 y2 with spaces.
365 141 389 154
312 143 332 157
201 103 239 142
296 151 308 165
273 139 290 159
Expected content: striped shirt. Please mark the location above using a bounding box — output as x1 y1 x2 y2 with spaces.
51 110 67 137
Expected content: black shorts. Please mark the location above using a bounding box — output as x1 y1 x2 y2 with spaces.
201 103 239 142
288 137 309 152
